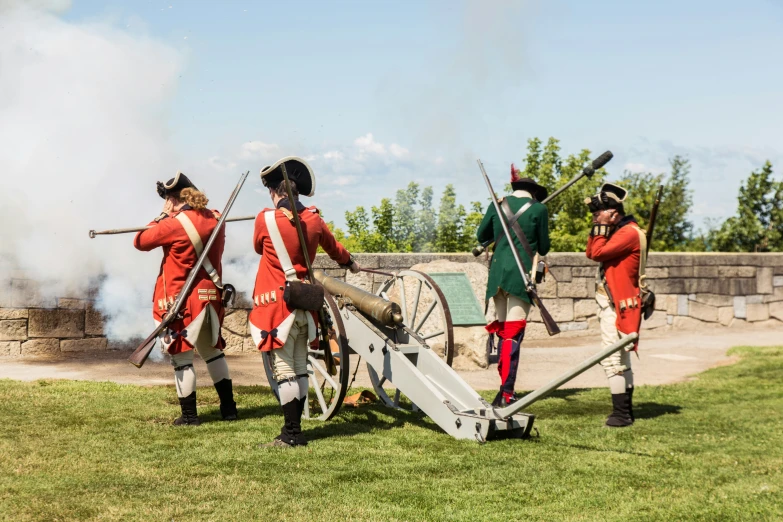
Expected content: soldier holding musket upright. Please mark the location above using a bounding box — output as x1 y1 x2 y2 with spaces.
249 157 361 448
585 183 645 427
133 173 237 425
477 165 551 407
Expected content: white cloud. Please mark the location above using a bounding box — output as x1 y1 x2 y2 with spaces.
207 155 237 172
389 143 410 159
624 162 646 172
239 140 280 160
354 133 387 156
331 175 357 186
323 150 344 160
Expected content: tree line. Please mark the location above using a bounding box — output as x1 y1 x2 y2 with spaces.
328 137 783 253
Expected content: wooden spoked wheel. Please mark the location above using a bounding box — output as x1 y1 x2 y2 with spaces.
375 270 455 365
262 293 350 420
369 270 455 410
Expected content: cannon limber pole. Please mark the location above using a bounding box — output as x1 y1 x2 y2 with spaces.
494 332 638 418
88 215 256 238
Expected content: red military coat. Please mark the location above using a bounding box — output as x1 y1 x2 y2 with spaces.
586 217 643 348
248 201 351 351
133 206 226 354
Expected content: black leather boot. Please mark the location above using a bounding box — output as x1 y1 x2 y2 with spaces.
173 392 201 426
627 385 635 422
214 378 238 421
261 399 300 448
293 396 308 446
605 391 634 427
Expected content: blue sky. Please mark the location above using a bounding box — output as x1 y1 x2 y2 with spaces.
61 0 783 229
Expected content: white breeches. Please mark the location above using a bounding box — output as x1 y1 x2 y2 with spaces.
271 309 310 382
596 291 633 393
493 289 532 322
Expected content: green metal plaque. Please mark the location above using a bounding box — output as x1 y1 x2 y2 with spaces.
428 272 486 326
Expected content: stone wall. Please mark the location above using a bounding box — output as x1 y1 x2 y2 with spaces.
1 253 782 362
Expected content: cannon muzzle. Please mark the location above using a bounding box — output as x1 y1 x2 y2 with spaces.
314 270 403 327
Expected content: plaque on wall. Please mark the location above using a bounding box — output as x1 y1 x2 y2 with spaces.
427 272 486 326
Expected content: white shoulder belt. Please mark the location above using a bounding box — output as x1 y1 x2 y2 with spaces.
264 210 299 282
174 212 223 289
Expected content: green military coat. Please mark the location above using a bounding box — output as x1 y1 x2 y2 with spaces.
476 194 550 304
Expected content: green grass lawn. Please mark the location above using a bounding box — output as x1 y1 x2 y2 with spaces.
1 346 781 522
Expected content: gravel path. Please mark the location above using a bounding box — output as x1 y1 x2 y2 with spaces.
1 325 781 391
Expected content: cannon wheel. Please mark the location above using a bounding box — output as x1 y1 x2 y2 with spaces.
262 293 350 421
370 270 455 410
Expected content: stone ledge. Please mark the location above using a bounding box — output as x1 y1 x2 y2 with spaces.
60 338 108 352
21 338 60 356
0 319 27 341
0 308 29 320
0 341 21 357
28 309 85 339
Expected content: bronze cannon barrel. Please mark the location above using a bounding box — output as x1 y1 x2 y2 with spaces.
314 270 403 327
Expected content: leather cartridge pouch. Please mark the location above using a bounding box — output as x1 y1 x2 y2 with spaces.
283 280 324 311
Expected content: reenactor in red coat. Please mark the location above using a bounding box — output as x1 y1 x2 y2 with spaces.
249 157 361 448
585 183 644 427
134 173 237 426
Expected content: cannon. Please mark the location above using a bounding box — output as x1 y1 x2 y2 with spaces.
262 270 637 442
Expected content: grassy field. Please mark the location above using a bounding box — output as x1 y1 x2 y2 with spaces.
1 346 781 522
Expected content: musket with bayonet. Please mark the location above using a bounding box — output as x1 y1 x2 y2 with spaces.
473 151 614 256
477 159 561 336
127 171 250 368
89 215 255 238
645 185 664 253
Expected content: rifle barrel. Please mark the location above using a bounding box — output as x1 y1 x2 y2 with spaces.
89 215 256 238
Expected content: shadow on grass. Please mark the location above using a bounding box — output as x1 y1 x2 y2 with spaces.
635 402 682 420
304 404 437 441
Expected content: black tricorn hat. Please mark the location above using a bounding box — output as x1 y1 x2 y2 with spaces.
260 156 315 197
157 171 198 199
510 163 548 201
584 182 628 211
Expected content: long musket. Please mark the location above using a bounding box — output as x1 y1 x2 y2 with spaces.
645 185 664 253
473 151 614 256
89 215 255 238
128 171 250 368
477 160 560 336
279 164 338 376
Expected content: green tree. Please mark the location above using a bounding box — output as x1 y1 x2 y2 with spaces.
707 161 782 252
459 201 484 252
392 182 420 252
415 186 437 252
617 156 695 251
434 184 466 252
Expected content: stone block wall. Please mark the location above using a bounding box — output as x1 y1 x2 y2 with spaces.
0 298 108 357
1 253 782 361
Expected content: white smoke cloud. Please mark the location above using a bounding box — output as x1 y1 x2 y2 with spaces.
0 1 184 340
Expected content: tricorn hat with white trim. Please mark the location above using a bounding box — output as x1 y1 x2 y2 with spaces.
260 156 315 197
585 182 628 212
157 172 198 199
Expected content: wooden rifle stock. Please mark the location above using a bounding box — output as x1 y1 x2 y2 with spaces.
529 290 560 336
477 160 560 336
280 164 338 376
128 171 250 368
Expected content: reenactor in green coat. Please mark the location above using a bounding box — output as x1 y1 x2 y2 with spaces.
477 164 550 406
